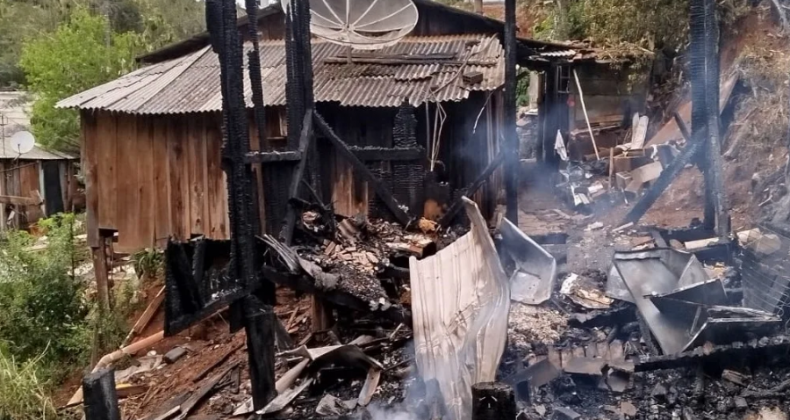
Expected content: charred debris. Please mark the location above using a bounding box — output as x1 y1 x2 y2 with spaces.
74 0 790 419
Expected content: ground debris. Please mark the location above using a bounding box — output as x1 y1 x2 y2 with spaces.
509 303 568 347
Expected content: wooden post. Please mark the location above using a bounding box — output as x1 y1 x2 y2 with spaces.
703 0 730 238
82 369 120 420
504 0 519 224
472 382 517 420
573 68 601 160
244 295 276 410
92 241 110 313
473 0 483 14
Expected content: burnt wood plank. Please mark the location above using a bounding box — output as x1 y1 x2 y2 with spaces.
314 112 411 227
245 151 303 164
348 147 423 162
281 110 314 246
439 150 506 228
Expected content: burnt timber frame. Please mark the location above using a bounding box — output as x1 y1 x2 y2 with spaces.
503 0 519 223
313 112 414 227
204 0 277 411
621 0 729 236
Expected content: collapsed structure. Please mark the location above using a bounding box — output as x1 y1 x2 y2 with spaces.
59 0 790 419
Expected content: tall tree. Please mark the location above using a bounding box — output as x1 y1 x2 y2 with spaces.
19 9 142 151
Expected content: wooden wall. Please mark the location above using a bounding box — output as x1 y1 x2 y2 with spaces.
81 109 285 251
0 159 77 230
569 62 648 130
318 91 504 220
82 96 502 252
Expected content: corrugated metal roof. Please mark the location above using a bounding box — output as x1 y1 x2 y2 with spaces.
0 138 75 160
58 35 504 113
539 49 576 58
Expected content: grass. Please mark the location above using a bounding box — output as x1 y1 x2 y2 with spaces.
0 348 57 420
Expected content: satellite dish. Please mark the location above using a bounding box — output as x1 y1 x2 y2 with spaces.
281 0 419 50
9 131 35 155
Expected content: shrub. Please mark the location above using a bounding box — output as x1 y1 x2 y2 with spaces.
0 213 90 373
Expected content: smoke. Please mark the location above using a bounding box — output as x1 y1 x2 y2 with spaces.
365 404 419 420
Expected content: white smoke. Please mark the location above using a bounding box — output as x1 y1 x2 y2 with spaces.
366 404 419 420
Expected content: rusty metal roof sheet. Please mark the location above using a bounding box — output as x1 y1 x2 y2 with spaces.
58 34 504 113
0 138 75 160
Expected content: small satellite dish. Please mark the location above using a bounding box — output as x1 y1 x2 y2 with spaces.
281 0 419 50
10 131 35 155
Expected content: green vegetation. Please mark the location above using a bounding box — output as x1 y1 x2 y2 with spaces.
1 0 205 152
0 213 141 418
0 214 89 368
20 10 143 152
0 350 56 420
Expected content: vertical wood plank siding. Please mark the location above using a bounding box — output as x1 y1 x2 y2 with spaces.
82 95 502 252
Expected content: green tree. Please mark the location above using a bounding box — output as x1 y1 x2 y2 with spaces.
19 9 142 151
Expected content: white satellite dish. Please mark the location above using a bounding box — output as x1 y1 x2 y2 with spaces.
9 131 35 155
281 0 419 50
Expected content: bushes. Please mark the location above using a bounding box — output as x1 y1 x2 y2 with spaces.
0 349 57 420
0 213 90 371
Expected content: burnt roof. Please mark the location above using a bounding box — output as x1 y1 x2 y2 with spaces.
58 34 505 112
137 0 571 65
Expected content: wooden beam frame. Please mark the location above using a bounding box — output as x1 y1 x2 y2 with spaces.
313 112 412 227
348 146 423 162
245 151 303 164
439 150 506 228
282 110 314 246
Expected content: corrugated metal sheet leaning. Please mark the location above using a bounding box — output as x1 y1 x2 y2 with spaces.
409 197 510 420
57 34 505 113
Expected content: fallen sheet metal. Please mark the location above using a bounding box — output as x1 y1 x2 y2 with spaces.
685 306 781 349
280 344 384 371
410 197 510 420
613 249 709 354
499 218 557 305
615 249 780 355
649 278 728 319
607 248 707 304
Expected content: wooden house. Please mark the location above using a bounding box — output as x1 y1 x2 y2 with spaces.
58 0 569 252
0 136 78 229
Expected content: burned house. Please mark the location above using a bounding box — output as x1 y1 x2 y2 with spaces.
58 0 569 253
527 47 654 163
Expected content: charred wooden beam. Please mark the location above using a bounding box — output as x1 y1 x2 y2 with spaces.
244 295 277 410
348 147 423 162
439 150 506 228
621 133 708 226
282 110 314 246
635 336 790 372
472 382 517 420
245 151 303 164
313 112 412 227
703 0 730 238
503 0 519 224
261 266 412 325
83 369 120 420
673 111 692 143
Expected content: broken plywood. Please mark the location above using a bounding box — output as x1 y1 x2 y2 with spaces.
410 197 510 420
